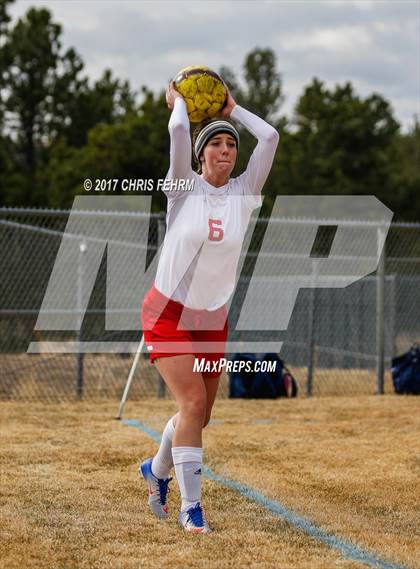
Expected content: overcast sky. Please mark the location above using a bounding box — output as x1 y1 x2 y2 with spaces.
10 0 420 131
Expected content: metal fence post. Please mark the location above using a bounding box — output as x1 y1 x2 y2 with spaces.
357 282 363 369
389 274 397 359
76 240 86 400
306 288 315 397
306 260 318 397
157 216 166 399
376 227 386 395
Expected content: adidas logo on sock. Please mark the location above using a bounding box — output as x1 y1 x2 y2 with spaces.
194 468 202 475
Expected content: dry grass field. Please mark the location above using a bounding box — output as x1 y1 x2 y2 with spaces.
1 395 419 569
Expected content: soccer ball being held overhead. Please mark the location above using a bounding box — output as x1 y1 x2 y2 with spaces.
174 65 227 123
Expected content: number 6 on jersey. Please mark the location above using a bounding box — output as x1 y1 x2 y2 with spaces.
208 219 224 242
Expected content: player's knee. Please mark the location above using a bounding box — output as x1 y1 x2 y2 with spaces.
181 395 206 422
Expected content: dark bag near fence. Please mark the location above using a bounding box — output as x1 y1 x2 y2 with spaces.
391 344 420 395
229 353 298 399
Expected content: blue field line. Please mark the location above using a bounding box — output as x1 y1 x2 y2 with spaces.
123 418 411 569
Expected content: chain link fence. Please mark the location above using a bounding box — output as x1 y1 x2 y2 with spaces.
1 206 419 401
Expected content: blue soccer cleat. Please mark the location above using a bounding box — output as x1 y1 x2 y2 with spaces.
178 502 212 533
139 458 172 519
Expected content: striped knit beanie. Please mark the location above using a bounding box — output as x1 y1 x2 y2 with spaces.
194 120 240 161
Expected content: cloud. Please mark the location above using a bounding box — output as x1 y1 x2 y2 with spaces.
281 26 372 53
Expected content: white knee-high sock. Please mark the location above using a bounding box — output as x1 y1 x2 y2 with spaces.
151 416 176 479
172 446 203 512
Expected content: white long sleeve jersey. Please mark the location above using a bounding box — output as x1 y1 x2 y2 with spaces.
154 98 279 311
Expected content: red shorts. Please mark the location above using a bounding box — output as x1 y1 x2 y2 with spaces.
141 285 228 378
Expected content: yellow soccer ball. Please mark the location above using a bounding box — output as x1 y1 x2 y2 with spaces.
174 65 227 123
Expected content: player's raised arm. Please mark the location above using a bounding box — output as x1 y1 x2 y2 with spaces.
222 88 279 197
165 81 194 187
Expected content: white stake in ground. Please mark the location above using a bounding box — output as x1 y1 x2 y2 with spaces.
116 335 144 420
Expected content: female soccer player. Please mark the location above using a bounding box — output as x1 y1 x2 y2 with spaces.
140 81 279 533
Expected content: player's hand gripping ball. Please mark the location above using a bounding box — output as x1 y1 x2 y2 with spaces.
174 65 227 123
